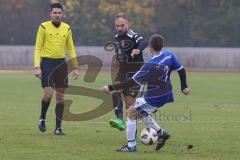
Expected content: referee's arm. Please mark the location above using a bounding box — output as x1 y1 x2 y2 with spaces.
66 28 78 69
34 25 45 68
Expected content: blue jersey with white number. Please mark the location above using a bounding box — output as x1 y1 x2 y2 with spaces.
133 51 183 107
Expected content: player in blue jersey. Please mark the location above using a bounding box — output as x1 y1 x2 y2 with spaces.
102 34 190 152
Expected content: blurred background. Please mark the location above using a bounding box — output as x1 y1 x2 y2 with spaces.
0 2 240 160
0 0 240 69
1 0 240 46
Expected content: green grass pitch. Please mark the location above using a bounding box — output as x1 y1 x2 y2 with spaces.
0 71 239 160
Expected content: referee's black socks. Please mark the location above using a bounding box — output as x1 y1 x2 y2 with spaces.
40 100 50 120
55 103 64 129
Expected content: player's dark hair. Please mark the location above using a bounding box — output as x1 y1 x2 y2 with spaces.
50 3 63 11
115 12 128 21
149 34 164 52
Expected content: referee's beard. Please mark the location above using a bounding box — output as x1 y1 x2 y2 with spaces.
52 18 62 27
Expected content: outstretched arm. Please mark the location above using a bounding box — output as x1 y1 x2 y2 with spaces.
102 78 139 93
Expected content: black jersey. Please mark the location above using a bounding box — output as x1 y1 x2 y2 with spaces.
115 29 147 63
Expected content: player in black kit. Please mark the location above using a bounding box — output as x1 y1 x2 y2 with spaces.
109 13 148 130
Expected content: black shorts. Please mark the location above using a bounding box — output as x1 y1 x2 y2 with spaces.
111 57 144 98
114 71 142 98
40 58 68 88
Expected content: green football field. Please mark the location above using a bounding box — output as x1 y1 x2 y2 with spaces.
0 71 239 160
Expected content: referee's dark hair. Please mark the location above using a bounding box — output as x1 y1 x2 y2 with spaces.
50 3 63 11
115 12 128 21
149 34 164 52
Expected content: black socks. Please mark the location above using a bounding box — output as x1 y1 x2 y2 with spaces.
40 100 50 119
55 103 64 129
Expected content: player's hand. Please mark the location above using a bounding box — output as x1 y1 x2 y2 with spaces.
35 68 42 79
73 68 80 80
101 85 110 94
131 49 140 58
182 88 190 95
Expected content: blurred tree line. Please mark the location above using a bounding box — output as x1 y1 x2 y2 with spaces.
0 0 239 47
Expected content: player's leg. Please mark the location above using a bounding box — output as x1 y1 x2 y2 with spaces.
141 115 170 151
109 67 125 130
109 94 135 131
135 97 170 151
116 105 137 152
109 93 125 130
125 95 135 110
113 93 123 119
122 95 135 130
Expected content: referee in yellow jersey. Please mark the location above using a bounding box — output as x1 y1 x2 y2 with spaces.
34 3 79 135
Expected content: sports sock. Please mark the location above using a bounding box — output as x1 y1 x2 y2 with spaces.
112 93 123 119
40 100 50 119
55 103 64 129
126 118 137 148
142 115 161 133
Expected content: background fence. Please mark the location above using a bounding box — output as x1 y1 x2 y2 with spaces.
0 46 239 70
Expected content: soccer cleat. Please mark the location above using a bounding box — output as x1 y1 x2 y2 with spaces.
38 119 46 133
54 128 64 136
109 118 125 131
116 145 136 152
156 130 170 151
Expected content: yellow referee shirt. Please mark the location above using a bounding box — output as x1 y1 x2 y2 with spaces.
34 21 78 68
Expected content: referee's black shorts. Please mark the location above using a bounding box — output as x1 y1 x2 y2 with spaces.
40 57 68 88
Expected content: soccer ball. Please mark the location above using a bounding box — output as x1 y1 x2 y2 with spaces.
140 127 158 145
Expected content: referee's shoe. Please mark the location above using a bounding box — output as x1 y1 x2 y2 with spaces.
38 119 46 133
55 128 64 136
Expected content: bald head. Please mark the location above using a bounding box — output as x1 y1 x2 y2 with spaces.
115 13 129 35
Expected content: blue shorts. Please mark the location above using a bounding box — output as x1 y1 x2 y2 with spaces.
40 58 68 88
